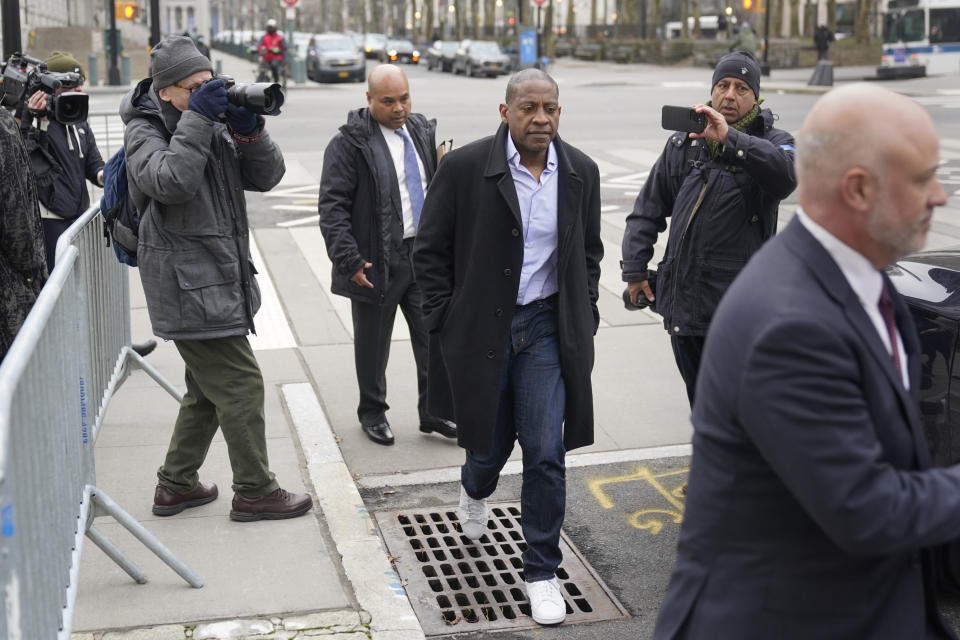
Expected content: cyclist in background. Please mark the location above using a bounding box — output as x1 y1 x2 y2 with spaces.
256 19 285 83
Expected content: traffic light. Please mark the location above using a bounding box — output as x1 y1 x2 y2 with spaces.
742 0 752 9
116 1 141 20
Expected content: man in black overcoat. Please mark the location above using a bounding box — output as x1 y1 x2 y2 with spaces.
413 68 602 626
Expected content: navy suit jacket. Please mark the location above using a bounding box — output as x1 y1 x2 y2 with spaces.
654 217 960 640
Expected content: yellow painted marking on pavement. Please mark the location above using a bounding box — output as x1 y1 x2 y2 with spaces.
587 465 689 535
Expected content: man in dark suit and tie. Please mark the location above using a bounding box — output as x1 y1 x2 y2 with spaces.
319 64 455 445
654 84 957 639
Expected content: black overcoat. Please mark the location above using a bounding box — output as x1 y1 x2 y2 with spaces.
413 123 603 455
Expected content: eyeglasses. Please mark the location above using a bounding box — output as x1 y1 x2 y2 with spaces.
174 81 205 93
174 76 213 93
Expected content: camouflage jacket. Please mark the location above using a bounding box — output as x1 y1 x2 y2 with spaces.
0 107 48 361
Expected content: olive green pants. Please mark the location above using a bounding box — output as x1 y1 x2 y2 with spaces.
157 336 279 499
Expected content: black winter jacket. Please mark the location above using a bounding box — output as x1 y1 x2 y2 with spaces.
621 108 796 336
23 115 104 219
318 108 437 304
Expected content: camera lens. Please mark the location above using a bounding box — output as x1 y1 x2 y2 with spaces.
225 82 284 116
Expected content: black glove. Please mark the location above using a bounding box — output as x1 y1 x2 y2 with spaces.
225 102 258 135
188 78 228 121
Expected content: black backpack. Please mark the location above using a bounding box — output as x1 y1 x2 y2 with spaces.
100 146 140 267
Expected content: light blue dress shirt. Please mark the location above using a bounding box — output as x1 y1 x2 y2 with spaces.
506 135 559 305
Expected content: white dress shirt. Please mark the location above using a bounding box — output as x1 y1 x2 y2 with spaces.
797 208 909 389
379 122 427 239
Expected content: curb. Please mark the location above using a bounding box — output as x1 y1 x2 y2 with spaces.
282 383 426 640
70 609 372 639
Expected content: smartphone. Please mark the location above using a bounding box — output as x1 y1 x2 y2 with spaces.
661 106 707 134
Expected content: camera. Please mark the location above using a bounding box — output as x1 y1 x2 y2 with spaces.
216 74 284 116
0 53 89 124
622 270 658 311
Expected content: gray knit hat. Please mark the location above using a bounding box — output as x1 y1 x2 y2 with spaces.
150 35 213 89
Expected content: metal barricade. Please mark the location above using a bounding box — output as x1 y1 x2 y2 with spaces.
0 205 202 640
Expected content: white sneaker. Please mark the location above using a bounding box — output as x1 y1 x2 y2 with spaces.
458 485 488 541
526 577 567 625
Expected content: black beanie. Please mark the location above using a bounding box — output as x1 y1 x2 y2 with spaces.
150 35 213 89
712 51 761 98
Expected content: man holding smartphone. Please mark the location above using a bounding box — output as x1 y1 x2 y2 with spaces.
621 51 796 406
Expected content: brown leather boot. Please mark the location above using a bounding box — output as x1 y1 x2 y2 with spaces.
230 488 313 522
152 481 219 516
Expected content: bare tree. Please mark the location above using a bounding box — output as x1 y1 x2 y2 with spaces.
790 0 799 36
827 0 837 32
854 0 870 42
692 0 701 37
484 0 496 35
681 0 689 37
544 0 554 54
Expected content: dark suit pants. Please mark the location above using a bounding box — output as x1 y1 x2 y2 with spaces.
351 238 431 427
671 334 706 408
461 297 566 582
158 336 279 499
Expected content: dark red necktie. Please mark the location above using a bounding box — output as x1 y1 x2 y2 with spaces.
878 284 903 377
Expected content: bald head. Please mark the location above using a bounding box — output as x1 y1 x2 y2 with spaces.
796 84 934 201
797 83 946 267
366 64 411 129
368 63 408 93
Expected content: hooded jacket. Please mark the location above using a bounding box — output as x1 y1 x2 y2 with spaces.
23 114 104 219
318 108 437 304
119 77 285 340
622 108 796 336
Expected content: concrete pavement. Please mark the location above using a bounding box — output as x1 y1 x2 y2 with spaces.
69 50 960 640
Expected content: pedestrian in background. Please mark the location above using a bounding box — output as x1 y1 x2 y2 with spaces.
728 22 757 56
414 68 602 626
621 51 795 406
814 24 835 60
318 64 455 447
654 84 956 640
0 106 47 362
122 35 312 522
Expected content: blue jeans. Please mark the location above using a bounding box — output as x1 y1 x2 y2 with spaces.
461 296 566 582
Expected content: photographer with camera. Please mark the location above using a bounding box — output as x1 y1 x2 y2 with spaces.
18 52 103 271
621 52 796 408
121 35 311 522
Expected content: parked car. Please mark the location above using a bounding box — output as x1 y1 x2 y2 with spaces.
425 40 458 72
889 248 960 590
385 39 420 64
363 32 388 60
307 32 365 83
453 40 511 77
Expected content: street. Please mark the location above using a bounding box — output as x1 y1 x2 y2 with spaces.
75 57 960 639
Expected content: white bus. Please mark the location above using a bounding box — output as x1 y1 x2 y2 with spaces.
879 0 960 77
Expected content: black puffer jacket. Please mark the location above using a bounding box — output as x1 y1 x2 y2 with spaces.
318 108 437 303
621 108 796 336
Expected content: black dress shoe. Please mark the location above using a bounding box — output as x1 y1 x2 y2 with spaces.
420 418 457 439
362 421 395 445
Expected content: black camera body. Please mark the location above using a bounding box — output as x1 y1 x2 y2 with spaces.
1 53 89 124
216 74 284 116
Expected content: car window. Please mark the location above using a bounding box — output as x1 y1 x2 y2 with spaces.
317 37 355 50
470 41 501 55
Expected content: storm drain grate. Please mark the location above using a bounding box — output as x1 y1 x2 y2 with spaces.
375 502 629 635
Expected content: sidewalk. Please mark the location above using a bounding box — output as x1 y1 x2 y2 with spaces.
69 257 423 637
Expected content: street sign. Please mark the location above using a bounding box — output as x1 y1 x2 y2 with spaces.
285 6 296 19
281 0 299 7
531 0 547 6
